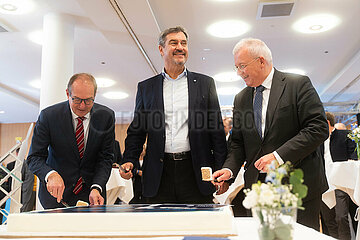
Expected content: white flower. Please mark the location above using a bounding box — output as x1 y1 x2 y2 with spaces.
259 188 275 206
243 190 258 209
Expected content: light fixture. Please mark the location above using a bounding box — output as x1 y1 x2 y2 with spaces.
0 0 34 14
214 72 241 82
0 110 5 114
207 20 250 38
282 68 306 75
292 14 340 34
29 80 41 89
96 78 116 88
103 91 129 100
217 87 241 95
28 30 43 45
1 3 17 11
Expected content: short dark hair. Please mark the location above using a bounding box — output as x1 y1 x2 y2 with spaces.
158 26 188 47
325 112 335 127
67 73 97 96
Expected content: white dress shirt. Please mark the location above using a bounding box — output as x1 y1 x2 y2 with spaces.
162 68 191 154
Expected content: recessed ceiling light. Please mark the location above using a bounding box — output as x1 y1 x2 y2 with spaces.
207 20 250 38
0 110 5 114
29 80 41 89
103 91 129 100
214 72 241 82
96 78 116 88
28 30 43 45
217 87 241 95
292 14 340 34
282 68 306 75
0 0 34 14
1 3 17 11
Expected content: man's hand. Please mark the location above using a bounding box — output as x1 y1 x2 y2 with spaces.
254 153 278 172
89 188 104 205
46 172 65 203
119 162 133 179
212 169 231 183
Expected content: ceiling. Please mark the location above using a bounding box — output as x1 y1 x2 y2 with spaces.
0 0 359 124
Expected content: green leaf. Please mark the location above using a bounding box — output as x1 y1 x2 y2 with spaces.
292 184 308 199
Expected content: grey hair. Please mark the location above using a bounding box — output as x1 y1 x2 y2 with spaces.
158 26 188 47
67 73 97 96
232 38 273 64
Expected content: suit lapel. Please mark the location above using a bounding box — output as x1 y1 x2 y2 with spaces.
154 74 165 112
264 69 286 138
61 102 80 159
187 71 198 113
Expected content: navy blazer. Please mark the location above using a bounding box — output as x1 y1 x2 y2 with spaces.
27 101 115 208
223 69 329 202
123 70 227 197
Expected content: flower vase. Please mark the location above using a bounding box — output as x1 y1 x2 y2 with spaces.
251 207 297 240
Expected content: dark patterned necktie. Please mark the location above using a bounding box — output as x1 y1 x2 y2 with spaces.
75 117 85 159
253 85 265 139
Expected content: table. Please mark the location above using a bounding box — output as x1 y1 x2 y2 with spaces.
106 168 133 204
322 160 360 240
0 217 334 239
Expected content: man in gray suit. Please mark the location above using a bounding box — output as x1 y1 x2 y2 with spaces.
213 38 328 230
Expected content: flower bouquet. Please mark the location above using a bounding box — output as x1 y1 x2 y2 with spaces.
242 161 308 240
347 125 360 160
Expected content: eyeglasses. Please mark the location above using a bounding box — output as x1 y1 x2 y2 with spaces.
71 96 94 105
234 57 259 72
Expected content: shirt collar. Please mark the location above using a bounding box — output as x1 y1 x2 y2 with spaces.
261 67 274 90
69 106 90 121
162 67 187 81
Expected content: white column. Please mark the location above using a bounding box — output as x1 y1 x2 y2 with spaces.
37 13 74 210
40 13 74 110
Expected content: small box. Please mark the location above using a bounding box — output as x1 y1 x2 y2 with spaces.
201 167 213 181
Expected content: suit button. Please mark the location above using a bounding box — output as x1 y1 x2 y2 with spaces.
160 158 163 162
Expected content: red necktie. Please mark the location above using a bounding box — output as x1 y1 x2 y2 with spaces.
76 117 85 159
74 117 85 195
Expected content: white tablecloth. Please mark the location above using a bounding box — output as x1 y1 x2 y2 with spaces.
322 160 360 240
0 217 335 239
106 168 133 204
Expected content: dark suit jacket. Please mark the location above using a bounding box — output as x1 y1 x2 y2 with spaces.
123 70 227 197
223 69 329 202
113 140 123 164
330 129 357 161
27 101 115 209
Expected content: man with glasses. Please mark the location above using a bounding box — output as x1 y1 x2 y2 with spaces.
213 38 328 231
27 73 115 209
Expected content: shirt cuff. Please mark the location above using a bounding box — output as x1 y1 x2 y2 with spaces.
45 170 57 183
91 184 102 193
273 151 284 165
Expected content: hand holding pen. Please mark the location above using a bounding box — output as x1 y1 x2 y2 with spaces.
119 162 133 179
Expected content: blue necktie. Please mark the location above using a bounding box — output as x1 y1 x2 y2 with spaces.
254 85 265 139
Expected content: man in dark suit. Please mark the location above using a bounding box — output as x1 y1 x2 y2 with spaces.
120 26 227 204
324 112 357 240
213 38 328 230
27 73 115 209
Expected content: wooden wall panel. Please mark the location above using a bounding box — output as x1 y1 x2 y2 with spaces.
0 123 34 164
